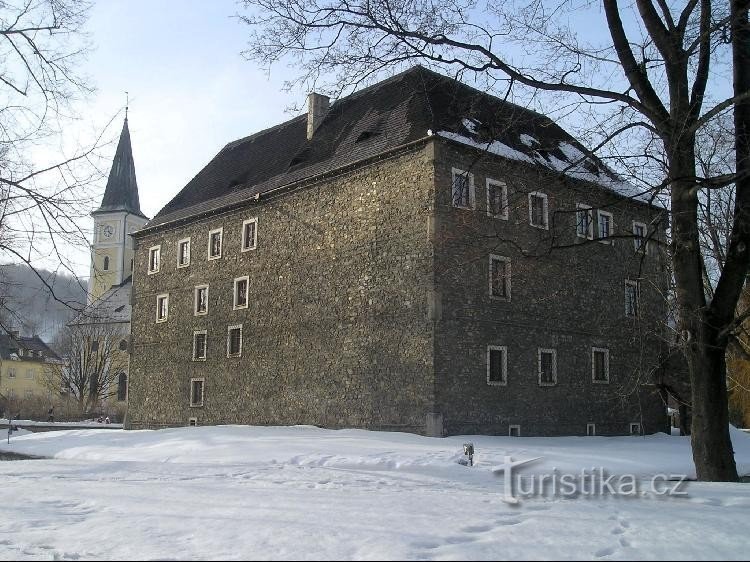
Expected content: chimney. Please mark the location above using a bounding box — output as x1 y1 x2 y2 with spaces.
307 92 330 140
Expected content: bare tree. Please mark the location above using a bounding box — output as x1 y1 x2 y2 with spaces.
240 0 750 480
44 322 128 415
0 0 106 330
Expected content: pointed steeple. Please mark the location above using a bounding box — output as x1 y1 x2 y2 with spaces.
93 117 146 218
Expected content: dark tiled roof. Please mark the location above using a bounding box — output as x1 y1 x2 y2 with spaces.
94 118 147 219
0 334 61 361
144 66 635 232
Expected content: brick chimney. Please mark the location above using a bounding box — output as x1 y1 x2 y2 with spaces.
307 92 330 140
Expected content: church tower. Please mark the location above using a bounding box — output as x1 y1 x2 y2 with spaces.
88 116 149 303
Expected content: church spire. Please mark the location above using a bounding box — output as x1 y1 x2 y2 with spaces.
93 116 146 218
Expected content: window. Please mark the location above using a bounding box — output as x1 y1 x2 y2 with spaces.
233 276 249 309
103 256 110 271
208 228 223 260
451 168 475 209
148 246 161 274
509 425 521 437
487 346 508 386
117 373 127 402
24 390 33 399
130 258 134 272
8 368 16 378
190 378 205 407
630 422 641 436
538 348 557 386
633 222 647 253
156 294 169 323
178 238 191 268
597 211 614 244
587 423 596 436
625 280 639 317
576 204 593 239
486 179 508 219
193 331 207 361
25 369 34 380
227 324 243 357
242 218 258 252
119 339 128 351
188 417 198 427
528 192 549 229
194 285 209 315
489 255 511 300
592 348 610 383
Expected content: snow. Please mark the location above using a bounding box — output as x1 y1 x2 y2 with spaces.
0 425 749 560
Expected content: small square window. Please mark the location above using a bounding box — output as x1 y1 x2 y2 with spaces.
148 246 161 274
190 378 205 408
633 221 647 253
538 348 557 386
597 211 614 244
156 294 169 323
625 280 639 317
630 422 641 436
227 325 243 357
487 346 508 386
242 218 258 252
576 204 593 239
208 228 223 260
509 425 521 437
194 285 209 316
528 192 549 229
486 179 508 219
188 417 198 427
234 276 249 309
587 423 596 436
489 255 511 300
178 238 191 268
193 331 207 361
451 168 475 209
592 348 610 383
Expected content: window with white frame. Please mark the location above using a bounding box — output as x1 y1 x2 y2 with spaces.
509 425 521 437
242 218 258 252
25 369 33 380
489 255 511 300
190 378 205 407
148 246 161 274
538 348 557 386
487 346 508 386
177 238 191 268
192 331 207 361
576 204 593 239
486 179 508 219
625 280 639 317
25 390 33 399
194 285 209 316
451 168 474 209
592 347 610 383
597 211 614 243
227 324 243 357
528 192 549 229
587 423 596 436
8 368 15 378
632 221 647 253
156 294 169 323
233 276 249 309
188 417 198 427
630 422 641 435
208 228 223 260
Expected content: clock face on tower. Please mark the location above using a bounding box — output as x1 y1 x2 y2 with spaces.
103 225 114 239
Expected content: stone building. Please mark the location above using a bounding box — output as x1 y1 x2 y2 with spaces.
127 67 670 436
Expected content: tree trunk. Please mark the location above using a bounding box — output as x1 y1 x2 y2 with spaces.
679 403 691 436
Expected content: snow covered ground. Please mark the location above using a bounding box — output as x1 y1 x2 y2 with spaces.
1 425 749 560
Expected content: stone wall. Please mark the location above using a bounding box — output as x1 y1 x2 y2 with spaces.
431 139 670 436
127 144 437 432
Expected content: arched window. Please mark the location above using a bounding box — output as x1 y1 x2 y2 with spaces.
103 256 110 271
117 373 127 402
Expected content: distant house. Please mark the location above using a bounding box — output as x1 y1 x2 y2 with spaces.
0 332 62 414
128 66 670 436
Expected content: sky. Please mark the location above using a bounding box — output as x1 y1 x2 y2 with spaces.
68 0 299 276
